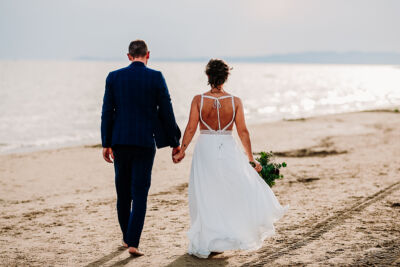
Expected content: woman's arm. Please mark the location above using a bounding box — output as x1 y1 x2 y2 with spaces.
234 97 254 161
234 97 262 172
173 95 200 163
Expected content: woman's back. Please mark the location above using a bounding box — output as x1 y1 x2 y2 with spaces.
199 93 236 132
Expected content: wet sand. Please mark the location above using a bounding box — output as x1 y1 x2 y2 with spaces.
1 110 399 266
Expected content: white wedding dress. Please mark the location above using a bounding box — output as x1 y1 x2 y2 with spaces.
187 94 289 258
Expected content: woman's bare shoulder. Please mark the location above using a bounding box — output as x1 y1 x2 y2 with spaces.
233 95 241 102
191 95 202 108
233 96 243 108
192 94 202 102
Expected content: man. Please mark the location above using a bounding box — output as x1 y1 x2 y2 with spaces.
101 40 182 256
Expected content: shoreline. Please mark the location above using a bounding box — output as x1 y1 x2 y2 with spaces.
2 108 399 157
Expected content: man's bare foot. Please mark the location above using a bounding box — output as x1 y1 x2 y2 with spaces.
128 247 144 256
122 240 128 248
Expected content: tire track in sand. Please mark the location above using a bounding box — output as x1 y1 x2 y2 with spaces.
351 238 400 266
244 181 400 266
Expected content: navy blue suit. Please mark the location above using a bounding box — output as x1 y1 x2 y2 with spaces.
101 61 181 248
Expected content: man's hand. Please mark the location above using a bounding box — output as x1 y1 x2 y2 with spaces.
173 151 185 163
172 146 184 163
102 147 114 163
172 146 181 157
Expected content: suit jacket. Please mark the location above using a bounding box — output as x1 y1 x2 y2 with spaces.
101 61 181 149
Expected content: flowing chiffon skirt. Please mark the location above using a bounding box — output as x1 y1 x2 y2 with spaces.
187 131 289 258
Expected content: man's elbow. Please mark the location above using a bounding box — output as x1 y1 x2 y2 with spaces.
101 112 112 121
101 106 115 116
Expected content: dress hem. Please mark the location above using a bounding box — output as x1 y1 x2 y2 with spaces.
187 204 290 259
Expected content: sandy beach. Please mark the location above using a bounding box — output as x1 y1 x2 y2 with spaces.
1 110 399 266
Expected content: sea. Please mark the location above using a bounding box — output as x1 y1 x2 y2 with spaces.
0 60 399 154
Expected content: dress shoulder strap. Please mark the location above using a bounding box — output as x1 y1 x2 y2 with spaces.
199 94 214 131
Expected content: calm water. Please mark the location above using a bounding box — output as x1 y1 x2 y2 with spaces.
0 60 400 154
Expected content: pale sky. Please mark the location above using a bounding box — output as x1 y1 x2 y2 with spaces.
0 0 399 60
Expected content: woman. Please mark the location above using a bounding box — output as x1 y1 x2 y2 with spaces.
173 59 289 258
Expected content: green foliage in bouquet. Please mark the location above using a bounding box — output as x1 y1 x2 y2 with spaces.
250 151 287 187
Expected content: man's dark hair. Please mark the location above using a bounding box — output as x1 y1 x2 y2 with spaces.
128 40 148 58
205 59 231 88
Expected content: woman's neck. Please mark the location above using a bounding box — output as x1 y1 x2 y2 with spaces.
210 86 224 94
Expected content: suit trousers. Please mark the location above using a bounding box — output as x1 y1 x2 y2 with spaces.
112 144 156 248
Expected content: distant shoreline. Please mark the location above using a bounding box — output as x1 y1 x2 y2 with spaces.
2 108 398 156
4 52 399 65
74 51 400 65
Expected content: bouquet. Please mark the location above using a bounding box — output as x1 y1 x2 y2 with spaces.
250 151 287 187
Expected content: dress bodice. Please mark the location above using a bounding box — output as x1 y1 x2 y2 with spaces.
199 94 235 135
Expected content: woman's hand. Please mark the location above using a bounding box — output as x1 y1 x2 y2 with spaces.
173 150 185 163
250 161 262 172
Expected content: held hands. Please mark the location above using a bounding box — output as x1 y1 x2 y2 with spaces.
172 146 185 163
102 147 114 163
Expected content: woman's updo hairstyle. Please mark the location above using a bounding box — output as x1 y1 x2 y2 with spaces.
205 59 231 89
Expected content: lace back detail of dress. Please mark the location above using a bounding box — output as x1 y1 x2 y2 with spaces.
199 94 235 134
